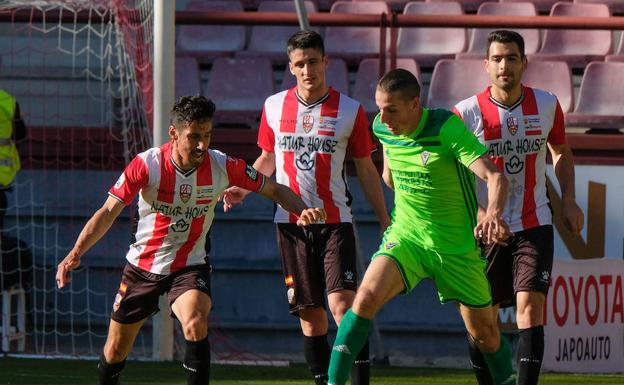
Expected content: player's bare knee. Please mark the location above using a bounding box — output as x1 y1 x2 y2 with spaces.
352 287 382 318
472 324 500 353
299 307 329 335
182 313 209 341
102 342 128 363
329 302 350 324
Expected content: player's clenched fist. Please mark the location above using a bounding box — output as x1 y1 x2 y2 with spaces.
296 208 327 226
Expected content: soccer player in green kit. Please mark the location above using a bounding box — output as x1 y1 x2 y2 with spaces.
327 69 515 385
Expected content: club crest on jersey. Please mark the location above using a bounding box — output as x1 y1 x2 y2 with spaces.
179 183 192 203
421 151 430 166
506 116 519 136
302 114 314 133
385 242 398 250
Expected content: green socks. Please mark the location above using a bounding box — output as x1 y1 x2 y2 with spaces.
482 334 514 385
327 309 371 385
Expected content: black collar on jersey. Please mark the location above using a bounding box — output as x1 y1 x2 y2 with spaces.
489 89 524 112
171 158 197 177
296 89 330 109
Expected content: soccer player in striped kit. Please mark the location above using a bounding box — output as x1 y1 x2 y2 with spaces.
55 96 326 385
222 31 391 385
453 30 585 385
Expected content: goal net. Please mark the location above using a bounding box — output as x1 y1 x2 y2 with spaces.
0 0 153 358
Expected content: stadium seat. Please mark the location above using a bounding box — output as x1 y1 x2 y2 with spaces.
397 2 466 68
281 58 349 95
353 0 413 11
522 61 573 113
426 0 495 12
242 1 319 63
0 78 112 127
565 62 624 130
175 57 201 99
203 57 274 128
457 2 540 59
176 1 246 63
500 0 570 14
352 58 422 115
574 0 624 14
605 35 624 62
325 1 390 63
529 2 612 69
426 59 490 109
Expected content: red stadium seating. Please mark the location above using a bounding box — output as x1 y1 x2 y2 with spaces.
241 1 319 63
352 58 422 115
203 57 274 127
426 59 490 109
353 0 415 11
426 0 495 12
574 0 624 14
325 1 390 63
522 61 573 113
500 0 570 13
457 2 540 59
566 62 624 130
280 58 350 95
605 35 624 62
397 1 466 68
529 2 612 69
175 57 201 99
176 1 246 63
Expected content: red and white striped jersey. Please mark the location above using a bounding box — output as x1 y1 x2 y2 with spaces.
258 87 375 224
109 142 265 275
453 85 566 233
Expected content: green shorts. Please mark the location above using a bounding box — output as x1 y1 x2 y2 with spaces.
373 232 492 308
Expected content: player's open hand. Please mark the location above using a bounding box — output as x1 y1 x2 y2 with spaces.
56 251 81 289
219 186 247 212
562 199 584 236
296 208 327 226
474 213 513 246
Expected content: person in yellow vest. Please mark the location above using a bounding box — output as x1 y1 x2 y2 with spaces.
0 89 26 232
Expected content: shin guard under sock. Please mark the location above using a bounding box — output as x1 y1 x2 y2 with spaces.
184 337 211 385
304 334 330 384
482 334 514 385
327 309 371 385
517 326 544 385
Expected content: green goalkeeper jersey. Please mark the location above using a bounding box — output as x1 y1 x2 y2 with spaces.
373 108 487 255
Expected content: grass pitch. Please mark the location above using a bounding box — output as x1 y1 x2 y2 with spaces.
1 357 622 384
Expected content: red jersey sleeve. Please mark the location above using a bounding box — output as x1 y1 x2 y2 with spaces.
347 105 376 158
451 106 463 120
257 106 275 153
547 100 566 145
109 155 149 206
225 156 266 193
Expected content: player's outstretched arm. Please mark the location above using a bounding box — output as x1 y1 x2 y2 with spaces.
548 143 584 235
353 156 391 232
469 155 512 245
221 150 277 212
258 179 326 226
56 196 125 289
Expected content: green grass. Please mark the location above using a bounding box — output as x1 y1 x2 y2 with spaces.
1 357 622 384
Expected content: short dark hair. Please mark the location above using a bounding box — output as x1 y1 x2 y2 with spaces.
487 30 525 58
287 30 325 57
170 95 215 128
377 69 420 101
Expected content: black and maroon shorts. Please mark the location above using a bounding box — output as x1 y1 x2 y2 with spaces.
277 223 358 315
111 262 212 324
482 224 554 308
